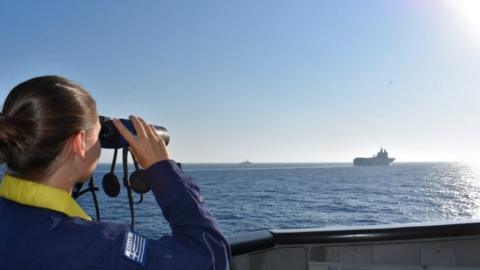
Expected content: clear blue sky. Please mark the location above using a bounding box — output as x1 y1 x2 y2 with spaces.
1 0 480 163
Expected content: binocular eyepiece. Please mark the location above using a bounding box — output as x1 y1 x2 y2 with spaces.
99 116 170 149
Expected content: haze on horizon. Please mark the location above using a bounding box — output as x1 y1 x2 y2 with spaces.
1 1 479 164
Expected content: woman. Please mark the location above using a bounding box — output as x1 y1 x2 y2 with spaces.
0 76 231 269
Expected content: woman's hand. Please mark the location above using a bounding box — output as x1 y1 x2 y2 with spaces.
113 115 170 168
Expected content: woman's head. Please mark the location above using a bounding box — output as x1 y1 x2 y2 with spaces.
0 76 100 182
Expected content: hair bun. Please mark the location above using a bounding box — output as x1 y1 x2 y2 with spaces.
0 115 10 164
0 114 28 164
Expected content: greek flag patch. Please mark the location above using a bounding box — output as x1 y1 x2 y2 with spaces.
123 231 148 266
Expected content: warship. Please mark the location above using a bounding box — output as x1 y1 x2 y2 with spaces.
353 148 395 166
239 160 253 165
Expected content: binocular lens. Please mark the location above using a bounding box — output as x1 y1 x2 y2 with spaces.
99 116 170 149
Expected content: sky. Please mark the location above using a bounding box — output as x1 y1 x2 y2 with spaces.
1 0 480 163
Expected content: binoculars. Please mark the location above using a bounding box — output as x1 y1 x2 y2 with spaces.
73 116 172 227
98 115 171 196
99 116 170 148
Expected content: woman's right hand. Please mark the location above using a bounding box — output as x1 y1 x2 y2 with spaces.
113 115 170 169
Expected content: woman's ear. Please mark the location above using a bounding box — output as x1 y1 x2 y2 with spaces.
71 131 87 161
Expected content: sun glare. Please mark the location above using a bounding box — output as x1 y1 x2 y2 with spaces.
444 0 480 45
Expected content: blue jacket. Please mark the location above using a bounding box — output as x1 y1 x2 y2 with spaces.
0 160 231 269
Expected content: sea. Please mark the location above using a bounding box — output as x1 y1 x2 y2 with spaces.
3 162 480 238
74 162 480 238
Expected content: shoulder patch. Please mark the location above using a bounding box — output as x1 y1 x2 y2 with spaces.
123 231 148 266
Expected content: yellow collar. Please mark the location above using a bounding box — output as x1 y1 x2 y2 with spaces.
0 173 92 221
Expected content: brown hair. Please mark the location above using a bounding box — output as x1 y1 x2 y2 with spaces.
0 75 97 180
